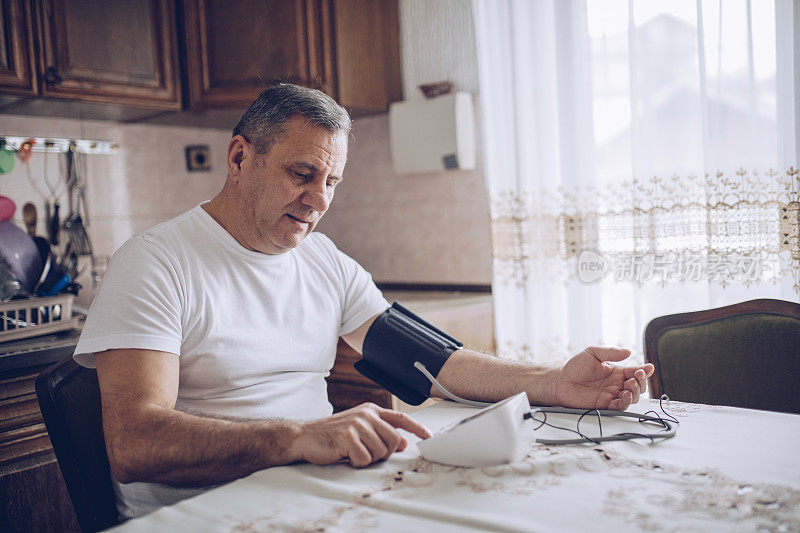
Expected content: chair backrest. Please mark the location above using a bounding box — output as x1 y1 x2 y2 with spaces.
644 298 800 414
35 357 119 532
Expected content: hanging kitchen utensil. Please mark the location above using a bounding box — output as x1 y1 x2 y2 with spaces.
48 202 60 245
24 143 49 206
41 144 63 246
22 202 36 235
64 145 76 215
77 151 91 227
63 149 93 255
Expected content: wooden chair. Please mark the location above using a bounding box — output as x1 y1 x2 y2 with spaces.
644 299 800 414
35 357 119 532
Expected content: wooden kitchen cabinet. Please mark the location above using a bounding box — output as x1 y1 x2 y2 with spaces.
0 330 83 533
0 0 38 96
0 0 400 121
36 0 182 109
329 0 402 114
182 0 328 109
181 0 401 115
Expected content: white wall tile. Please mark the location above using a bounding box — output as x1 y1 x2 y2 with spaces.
0 114 228 265
321 112 492 284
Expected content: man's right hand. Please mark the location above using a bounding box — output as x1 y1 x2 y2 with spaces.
294 403 431 468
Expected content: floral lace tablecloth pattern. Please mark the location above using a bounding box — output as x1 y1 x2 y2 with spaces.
115 399 800 533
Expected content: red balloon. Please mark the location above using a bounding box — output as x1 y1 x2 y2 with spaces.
0 195 15 221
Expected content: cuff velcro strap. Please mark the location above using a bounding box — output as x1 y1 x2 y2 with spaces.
354 302 463 406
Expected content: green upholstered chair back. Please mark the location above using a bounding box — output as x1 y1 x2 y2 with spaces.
35 357 119 532
644 299 800 414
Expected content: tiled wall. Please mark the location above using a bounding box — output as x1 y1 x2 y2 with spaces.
316 0 493 284
0 114 232 306
316 114 492 284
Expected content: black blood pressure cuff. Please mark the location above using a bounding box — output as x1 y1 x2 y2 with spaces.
354 302 463 406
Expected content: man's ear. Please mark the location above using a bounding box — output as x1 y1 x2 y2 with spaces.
227 135 249 180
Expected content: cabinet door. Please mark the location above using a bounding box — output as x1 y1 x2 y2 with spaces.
0 0 37 96
327 0 401 114
38 0 181 109
183 0 324 109
327 339 392 412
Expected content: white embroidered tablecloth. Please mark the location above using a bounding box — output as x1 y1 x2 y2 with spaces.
115 399 800 532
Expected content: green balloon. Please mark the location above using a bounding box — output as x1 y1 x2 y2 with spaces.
0 148 15 174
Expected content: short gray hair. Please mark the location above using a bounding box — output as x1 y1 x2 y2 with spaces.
232 83 351 154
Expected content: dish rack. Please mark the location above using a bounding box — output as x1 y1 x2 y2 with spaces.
0 294 83 342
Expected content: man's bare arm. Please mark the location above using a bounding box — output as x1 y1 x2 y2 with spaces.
342 312 652 410
95 349 430 487
95 349 303 486
430 348 652 410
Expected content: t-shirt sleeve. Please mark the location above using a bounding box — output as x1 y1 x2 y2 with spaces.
339 259 389 335
73 237 183 368
313 234 388 335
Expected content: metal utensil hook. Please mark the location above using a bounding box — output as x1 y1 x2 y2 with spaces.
42 142 67 204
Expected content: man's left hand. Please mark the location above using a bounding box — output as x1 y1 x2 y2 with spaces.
549 347 654 411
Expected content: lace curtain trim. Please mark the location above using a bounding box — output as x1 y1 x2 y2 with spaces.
490 168 800 291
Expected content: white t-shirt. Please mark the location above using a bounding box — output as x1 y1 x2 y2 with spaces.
73 204 389 518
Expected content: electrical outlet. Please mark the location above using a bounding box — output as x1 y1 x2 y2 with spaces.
185 145 210 171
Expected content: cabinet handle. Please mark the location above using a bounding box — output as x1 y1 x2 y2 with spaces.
44 66 63 85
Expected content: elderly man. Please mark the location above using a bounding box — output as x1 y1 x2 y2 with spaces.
74 84 653 519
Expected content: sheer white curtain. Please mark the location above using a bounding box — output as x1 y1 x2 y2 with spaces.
473 0 799 364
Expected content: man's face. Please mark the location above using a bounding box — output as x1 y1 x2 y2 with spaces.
234 117 347 254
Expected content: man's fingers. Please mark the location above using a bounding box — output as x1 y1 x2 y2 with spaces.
378 409 432 440
634 369 648 396
367 416 405 460
353 420 389 463
590 347 632 363
611 389 632 411
625 378 640 404
624 363 655 379
622 364 653 399
346 437 373 468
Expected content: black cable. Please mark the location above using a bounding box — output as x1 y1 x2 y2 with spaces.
577 409 603 439
524 399 679 445
658 395 679 423
525 411 603 444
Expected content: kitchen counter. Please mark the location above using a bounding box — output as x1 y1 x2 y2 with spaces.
382 289 492 308
0 329 81 532
382 290 495 352
0 329 81 373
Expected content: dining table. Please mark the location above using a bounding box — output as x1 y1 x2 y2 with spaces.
113 397 800 532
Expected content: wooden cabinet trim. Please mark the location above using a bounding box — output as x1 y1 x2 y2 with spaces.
183 0 324 110
0 371 37 401
332 0 401 112
0 0 38 95
0 422 47 446
37 0 182 109
317 0 337 99
0 0 401 121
